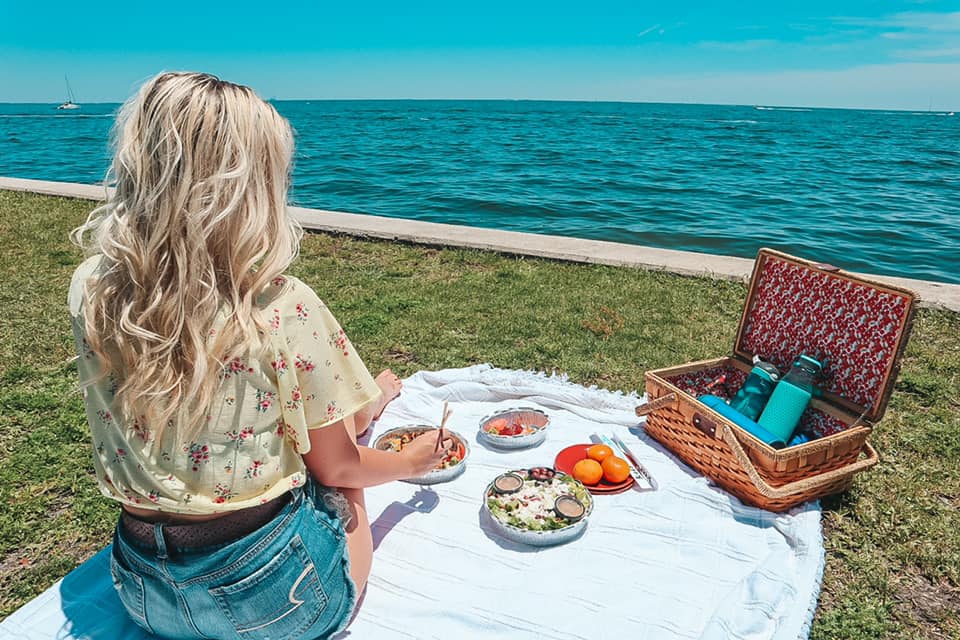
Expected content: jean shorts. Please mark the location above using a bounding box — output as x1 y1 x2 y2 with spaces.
110 480 357 640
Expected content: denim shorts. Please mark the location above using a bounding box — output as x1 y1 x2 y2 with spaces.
110 481 357 640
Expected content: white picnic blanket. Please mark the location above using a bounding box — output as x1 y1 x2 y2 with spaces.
0 365 824 640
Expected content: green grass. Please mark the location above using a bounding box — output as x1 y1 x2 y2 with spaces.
1 189 958 638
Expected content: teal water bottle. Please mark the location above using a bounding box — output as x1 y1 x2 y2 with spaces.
729 357 781 421
757 354 822 442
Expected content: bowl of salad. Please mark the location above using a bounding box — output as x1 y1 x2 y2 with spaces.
478 408 549 449
373 425 469 484
482 467 593 546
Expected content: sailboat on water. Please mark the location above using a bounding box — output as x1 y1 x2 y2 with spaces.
57 76 80 110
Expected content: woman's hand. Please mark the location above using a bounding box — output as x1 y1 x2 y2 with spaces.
399 430 449 478
304 422 449 489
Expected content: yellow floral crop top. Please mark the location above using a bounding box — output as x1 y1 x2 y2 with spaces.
68 256 381 514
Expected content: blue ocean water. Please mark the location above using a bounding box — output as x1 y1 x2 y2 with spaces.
1 101 958 283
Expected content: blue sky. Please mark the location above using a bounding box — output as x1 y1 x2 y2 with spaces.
1 1 958 109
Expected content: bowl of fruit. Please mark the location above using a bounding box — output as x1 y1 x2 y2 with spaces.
482 467 593 546
373 425 469 484
478 408 549 449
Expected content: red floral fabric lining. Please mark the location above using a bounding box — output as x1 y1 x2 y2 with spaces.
665 365 848 438
736 256 910 411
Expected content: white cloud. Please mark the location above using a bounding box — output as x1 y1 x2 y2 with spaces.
826 11 960 61
834 11 960 32
887 11 960 32
880 31 918 41
697 39 779 52
896 47 960 58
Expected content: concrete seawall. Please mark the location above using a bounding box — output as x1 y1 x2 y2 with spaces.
2 175 957 312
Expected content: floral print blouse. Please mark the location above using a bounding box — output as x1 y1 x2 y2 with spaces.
68 256 381 514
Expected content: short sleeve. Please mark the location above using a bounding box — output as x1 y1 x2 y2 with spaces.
268 277 381 454
69 255 104 319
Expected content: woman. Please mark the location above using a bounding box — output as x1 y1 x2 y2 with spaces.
69 71 446 639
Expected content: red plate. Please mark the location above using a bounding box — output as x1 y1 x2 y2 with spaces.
554 444 634 494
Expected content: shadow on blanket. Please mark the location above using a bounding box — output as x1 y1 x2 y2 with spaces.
370 488 440 550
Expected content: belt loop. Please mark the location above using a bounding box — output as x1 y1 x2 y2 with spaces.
153 523 169 560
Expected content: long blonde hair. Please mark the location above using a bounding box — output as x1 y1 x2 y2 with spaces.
72 71 302 442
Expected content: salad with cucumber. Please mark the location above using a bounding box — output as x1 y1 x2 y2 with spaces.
486 469 592 532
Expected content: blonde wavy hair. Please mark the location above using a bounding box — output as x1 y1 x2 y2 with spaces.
72 71 302 442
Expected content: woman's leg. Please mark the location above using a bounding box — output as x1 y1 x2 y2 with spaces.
341 416 374 596
353 369 404 437
341 486 372 595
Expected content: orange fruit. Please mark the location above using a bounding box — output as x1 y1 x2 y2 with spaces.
601 456 631 484
572 459 604 486
586 444 614 463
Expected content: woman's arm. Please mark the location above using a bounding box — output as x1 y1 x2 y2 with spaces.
302 421 447 489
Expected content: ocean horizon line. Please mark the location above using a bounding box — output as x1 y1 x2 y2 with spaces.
1 98 955 115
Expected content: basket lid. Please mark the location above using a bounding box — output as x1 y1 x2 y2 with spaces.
734 249 917 423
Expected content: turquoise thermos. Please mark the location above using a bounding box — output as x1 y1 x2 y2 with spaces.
729 357 781 421
757 354 822 442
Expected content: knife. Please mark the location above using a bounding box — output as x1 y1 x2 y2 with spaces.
597 434 658 491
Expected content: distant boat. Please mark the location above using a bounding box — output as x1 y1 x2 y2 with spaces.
56 76 80 110
924 99 954 117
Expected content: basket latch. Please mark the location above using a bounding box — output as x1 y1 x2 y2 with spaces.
693 412 716 437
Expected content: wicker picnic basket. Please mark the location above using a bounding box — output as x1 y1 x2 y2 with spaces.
635 248 917 511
